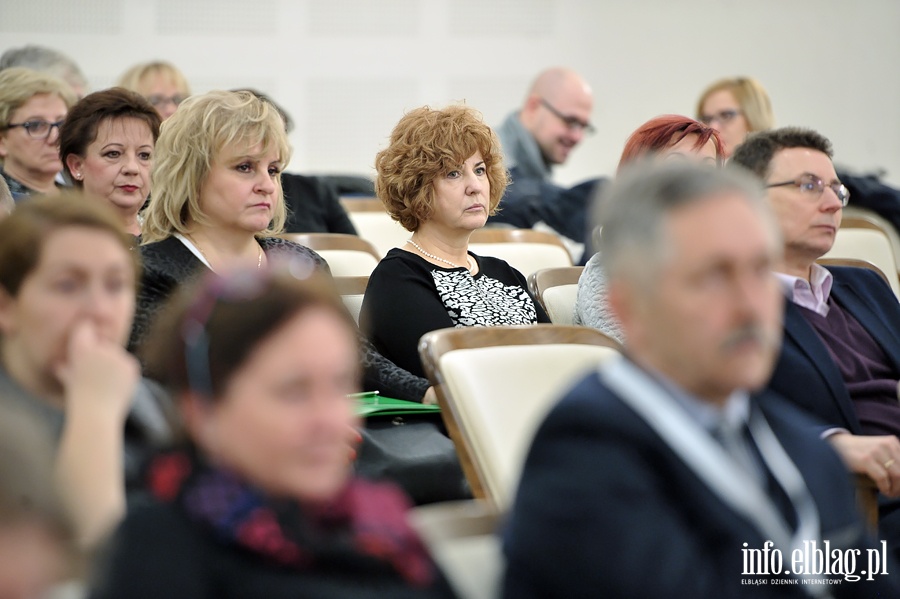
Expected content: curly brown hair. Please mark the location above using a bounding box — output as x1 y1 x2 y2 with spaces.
375 105 509 232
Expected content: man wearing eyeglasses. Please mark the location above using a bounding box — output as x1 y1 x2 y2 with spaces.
732 127 900 562
490 67 600 262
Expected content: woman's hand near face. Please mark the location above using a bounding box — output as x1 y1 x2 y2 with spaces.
53 319 139 548
56 319 139 422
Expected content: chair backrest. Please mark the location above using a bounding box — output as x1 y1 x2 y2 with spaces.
419 325 622 512
409 500 502 599
468 228 573 278
821 227 900 296
333 275 368 325
527 266 584 325
340 197 410 258
842 206 900 271
280 232 381 277
816 257 891 288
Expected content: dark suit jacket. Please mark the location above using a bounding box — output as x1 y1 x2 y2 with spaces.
503 368 895 598
281 172 357 235
767 266 900 434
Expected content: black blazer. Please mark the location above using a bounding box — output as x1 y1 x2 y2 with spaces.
767 266 900 434
131 236 430 402
503 369 895 598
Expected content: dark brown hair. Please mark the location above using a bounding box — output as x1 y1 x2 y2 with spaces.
142 267 358 399
0 193 139 297
729 127 834 180
59 87 161 186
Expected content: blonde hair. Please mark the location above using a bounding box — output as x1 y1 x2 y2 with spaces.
116 61 191 98
0 177 12 217
141 90 291 243
696 77 775 133
0 67 77 129
375 105 508 232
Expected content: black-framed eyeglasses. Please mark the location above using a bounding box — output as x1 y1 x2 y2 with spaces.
539 98 595 135
2 119 64 140
146 94 186 108
698 109 742 126
766 174 850 207
181 258 318 397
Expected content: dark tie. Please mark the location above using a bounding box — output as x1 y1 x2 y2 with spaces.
714 419 798 531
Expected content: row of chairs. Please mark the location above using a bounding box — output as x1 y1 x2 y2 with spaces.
282 229 574 280
409 321 880 598
303 201 900 300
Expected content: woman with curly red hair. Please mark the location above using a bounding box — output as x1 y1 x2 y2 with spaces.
361 105 549 378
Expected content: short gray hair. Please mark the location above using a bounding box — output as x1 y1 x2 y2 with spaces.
0 45 87 94
595 161 773 287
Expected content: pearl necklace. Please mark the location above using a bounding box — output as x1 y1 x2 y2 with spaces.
407 239 474 272
186 234 263 271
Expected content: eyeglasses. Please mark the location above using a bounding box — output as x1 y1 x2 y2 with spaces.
181 258 318 397
146 94 186 109
2 119 64 140
766 174 850 207
698 109 742 126
539 99 595 135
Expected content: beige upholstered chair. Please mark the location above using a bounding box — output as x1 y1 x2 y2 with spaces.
410 500 502 599
821 206 900 296
527 266 584 325
333 276 368 325
468 229 573 278
842 206 900 271
280 232 381 277
419 325 622 512
339 197 409 258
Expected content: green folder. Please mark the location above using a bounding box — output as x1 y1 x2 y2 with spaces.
352 391 442 417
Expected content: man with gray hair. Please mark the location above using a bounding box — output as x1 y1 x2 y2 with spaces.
503 162 895 597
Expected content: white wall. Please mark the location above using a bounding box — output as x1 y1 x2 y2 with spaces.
2 0 899 185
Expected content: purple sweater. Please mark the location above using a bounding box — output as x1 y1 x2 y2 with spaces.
797 297 900 436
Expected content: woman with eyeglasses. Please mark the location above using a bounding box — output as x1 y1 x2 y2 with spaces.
59 88 161 237
361 105 550 379
0 67 77 201
0 195 175 548
574 115 725 341
695 77 774 159
117 61 191 121
91 268 455 598
696 76 900 235
135 90 432 403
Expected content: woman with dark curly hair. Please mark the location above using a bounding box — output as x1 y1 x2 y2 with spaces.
361 105 549 378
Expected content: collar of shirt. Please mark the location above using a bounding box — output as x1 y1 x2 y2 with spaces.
637 360 751 433
775 263 833 317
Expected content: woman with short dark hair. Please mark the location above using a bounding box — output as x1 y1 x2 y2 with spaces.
0 194 174 547
59 87 161 236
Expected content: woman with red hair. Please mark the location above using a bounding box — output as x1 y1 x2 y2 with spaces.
574 115 724 340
